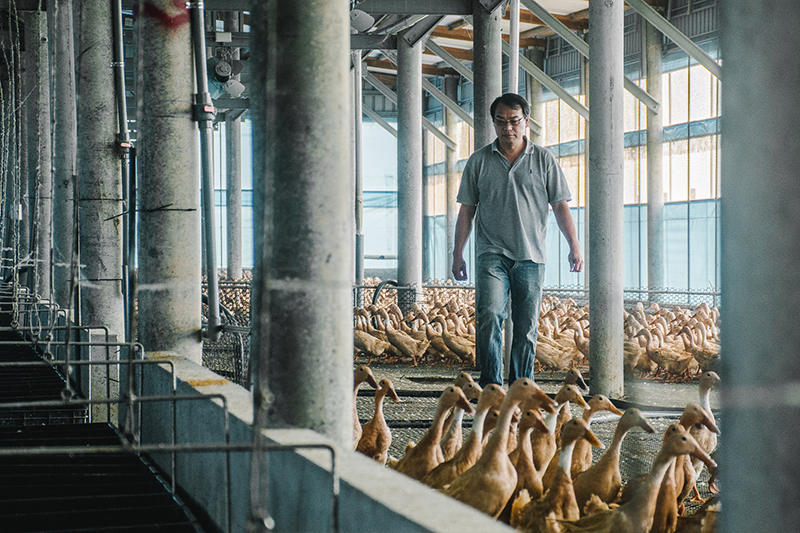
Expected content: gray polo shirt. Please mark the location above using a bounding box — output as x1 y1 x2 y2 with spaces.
457 137 572 263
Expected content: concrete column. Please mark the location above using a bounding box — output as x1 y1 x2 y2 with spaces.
587 0 624 398
48 0 78 310
26 10 52 298
249 0 352 446
444 75 459 278
18 59 29 286
582 53 590 284
225 12 243 281
353 54 365 291
721 3 800 532
396 29 423 306
645 22 664 292
472 0 503 149
76 0 125 339
137 0 202 364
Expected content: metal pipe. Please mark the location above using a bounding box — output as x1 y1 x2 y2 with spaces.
189 2 222 342
112 0 134 344
225 12 243 281
508 0 520 93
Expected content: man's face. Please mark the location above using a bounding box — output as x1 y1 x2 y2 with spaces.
493 103 527 146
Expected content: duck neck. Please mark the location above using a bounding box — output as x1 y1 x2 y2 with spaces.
483 397 522 456
629 454 678 521
443 408 466 441
558 440 577 474
461 408 490 456
374 389 387 421
545 401 568 434
699 387 712 414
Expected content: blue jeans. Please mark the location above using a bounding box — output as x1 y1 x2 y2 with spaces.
475 252 545 387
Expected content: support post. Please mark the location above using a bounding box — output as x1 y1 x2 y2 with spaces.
587 0 624 398
396 28 424 309
720 3 800 532
76 0 126 339
508 0 520 94
27 10 52 298
353 53 365 297
225 12 243 281
645 22 664 293
137 0 203 364
49 0 78 310
444 75 459 278
249 0 352 446
472 0 503 149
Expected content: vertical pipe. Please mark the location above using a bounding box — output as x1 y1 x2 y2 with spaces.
76 0 125 339
396 29 423 308
189 3 222 341
721 3 800 533
645 21 664 293
508 0 520 94
444 75 459 278
225 12 243 281
27 9 52 298
353 54 365 294
137 0 202 363
112 0 133 342
472 0 503 150
49 0 78 309
250 0 352 446
587 0 624 398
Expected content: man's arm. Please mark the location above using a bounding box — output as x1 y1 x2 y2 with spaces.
552 200 584 272
452 204 477 280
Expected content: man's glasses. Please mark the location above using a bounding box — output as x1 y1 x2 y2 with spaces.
494 117 525 128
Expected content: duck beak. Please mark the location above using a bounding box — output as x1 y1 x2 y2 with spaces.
388 387 400 402
700 409 720 434
691 443 717 469
457 396 475 416
530 410 549 434
366 374 379 389
584 427 605 449
608 404 624 417
638 418 656 434
573 394 591 410
535 388 558 414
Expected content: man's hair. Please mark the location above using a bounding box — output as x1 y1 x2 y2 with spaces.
490 93 530 119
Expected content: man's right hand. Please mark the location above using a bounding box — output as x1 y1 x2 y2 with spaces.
452 256 468 281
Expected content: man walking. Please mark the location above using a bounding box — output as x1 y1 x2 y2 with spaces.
452 93 583 387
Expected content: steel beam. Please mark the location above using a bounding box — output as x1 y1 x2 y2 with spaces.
521 0 659 113
426 40 474 82
502 39 589 121
363 71 456 150
363 105 397 138
402 15 445 47
358 0 472 15
626 0 721 79
421 77 474 128
351 33 397 50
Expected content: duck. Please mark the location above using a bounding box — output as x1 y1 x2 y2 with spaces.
511 408 553 501
681 325 720 374
379 311 431 367
618 404 719 533
636 328 695 381
674 497 720 533
433 315 475 367
689 371 720 501
530 384 591 475
356 378 400 465
441 379 482 462
511 418 605 533
541 394 623 491
390 385 474 481
352 364 379 450
353 315 393 362
442 378 557 519
421 383 507 490
571 408 655 513
558 425 716 533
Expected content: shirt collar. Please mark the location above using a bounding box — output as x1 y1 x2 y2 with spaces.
491 136 533 154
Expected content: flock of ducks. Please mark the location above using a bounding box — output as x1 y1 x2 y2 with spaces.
353 364 721 533
355 284 721 382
